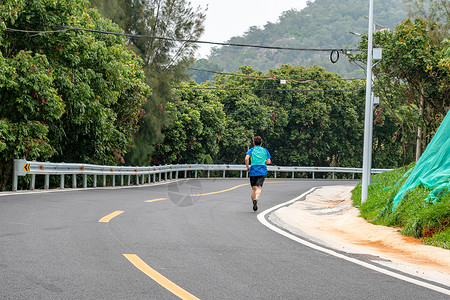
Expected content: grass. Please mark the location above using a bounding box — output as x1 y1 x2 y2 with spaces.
351 164 450 250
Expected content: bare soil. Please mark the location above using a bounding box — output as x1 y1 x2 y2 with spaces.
273 185 450 286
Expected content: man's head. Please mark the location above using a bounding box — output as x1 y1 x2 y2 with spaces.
253 136 262 146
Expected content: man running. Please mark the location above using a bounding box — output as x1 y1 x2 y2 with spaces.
245 136 271 211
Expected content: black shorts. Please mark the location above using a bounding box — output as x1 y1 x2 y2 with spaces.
250 175 265 187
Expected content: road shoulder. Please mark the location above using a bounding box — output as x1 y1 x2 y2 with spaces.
271 185 450 287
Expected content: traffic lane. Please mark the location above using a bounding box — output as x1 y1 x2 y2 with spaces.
0 180 330 299
0 184 182 299
111 180 447 299
1 179 447 299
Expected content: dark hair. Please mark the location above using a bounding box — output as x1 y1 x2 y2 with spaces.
253 136 262 145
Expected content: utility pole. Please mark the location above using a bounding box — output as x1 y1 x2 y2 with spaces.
361 0 375 204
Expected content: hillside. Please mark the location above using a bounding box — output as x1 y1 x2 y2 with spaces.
191 0 407 81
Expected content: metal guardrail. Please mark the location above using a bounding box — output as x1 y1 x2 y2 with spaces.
12 159 392 192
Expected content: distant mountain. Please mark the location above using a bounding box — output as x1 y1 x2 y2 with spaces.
191 0 407 81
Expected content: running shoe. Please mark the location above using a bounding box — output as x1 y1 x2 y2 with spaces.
253 199 258 211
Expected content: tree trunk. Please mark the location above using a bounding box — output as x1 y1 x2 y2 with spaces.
0 160 13 191
415 89 424 162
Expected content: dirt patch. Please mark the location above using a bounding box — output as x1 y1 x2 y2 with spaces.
273 185 450 286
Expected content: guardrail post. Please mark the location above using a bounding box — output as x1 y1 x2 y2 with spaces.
175 171 179 180
127 175 131 186
274 171 277 179
223 170 226 178
292 171 294 179
103 175 106 187
352 172 355 180
195 170 198 178
93 175 97 187
72 174 77 188
12 168 18 192
135 174 139 185
207 170 210 178
153 173 156 182
120 175 124 186
158 172 161 182
332 172 335 179
184 170 187 178
30 174 36 190
13 174 18 191
83 174 87 188
60 174 64 189
44 174 49 189
240 171 243 178
312 172 315 179
112 175 115 187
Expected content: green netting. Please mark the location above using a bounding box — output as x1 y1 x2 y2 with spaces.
392 111 450 210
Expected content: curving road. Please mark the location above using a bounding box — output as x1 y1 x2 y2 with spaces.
0 179 448 299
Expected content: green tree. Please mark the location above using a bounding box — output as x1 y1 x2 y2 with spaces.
349 18 449 162
0 0 149 189
0 50 64 190
212 65 366 168
90 0 207 165
152 81 225 164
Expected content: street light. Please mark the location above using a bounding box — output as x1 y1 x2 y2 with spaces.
361 0 375 204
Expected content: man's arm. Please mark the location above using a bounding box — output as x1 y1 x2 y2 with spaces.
245 154 250 172
265 149 271 165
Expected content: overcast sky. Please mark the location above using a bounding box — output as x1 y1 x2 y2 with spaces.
188 0 309 58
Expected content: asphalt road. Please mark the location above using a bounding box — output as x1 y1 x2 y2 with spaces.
0 179 448 299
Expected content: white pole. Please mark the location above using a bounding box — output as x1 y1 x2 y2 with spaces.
361 0 374 204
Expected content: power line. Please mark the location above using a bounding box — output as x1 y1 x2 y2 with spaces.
5 28 70 34
189 68 364 82
6 25 360 54
173 86 351 93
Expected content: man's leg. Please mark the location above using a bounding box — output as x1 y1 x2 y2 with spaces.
251 185 262 211
253 185 262 200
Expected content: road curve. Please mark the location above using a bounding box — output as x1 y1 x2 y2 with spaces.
0 179 448 299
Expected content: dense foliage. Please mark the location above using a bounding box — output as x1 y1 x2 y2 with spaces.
89 0 207 166
153 64 409 169
348 18 449 161
1 0 448 194
152 83 225 164
192 0 408 81
0 0 149 190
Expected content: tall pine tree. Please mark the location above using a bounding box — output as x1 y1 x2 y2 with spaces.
90 0 206 165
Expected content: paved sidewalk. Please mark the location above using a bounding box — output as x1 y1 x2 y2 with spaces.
271 185 450 287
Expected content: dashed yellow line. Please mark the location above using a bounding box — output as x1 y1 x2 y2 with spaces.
123 254 200 300
144 198 167 203
98 211 124 223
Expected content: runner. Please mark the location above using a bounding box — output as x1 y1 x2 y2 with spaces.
245 136 271 211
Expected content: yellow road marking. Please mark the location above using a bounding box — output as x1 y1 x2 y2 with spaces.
98 211 124 223
144 198 167 203
188 180 324 197
123 254 200 300
190 183 248 196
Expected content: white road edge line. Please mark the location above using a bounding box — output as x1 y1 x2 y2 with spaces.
257 187 450 296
